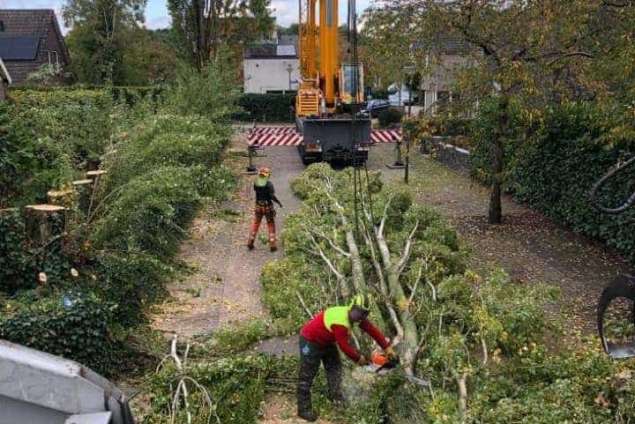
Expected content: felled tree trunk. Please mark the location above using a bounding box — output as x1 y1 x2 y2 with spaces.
308 178 424 377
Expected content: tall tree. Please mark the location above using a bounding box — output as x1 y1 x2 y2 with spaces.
168 0 274 70
63 0 147 84
371 0 600 223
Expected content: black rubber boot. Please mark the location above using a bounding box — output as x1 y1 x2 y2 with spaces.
298 408 318 422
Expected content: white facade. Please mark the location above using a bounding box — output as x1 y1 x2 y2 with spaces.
243 57 300 94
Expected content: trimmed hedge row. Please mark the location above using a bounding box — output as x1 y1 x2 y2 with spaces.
470 102 635 264
12 85 164 107
0 81 236 374
236 93 296 122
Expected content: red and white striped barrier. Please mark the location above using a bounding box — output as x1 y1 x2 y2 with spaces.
370 129 402 144
247 127 402 146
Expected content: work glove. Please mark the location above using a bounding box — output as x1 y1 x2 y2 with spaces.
384 346 397 360
357 355 369 366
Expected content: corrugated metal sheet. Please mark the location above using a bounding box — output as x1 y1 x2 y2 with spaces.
0 36 40 60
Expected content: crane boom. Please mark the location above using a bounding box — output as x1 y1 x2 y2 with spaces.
295 0 371 164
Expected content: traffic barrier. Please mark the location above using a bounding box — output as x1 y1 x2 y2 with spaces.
247 127 402 146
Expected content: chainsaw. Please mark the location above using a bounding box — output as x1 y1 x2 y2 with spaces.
364 349 431 387
369 350 399 373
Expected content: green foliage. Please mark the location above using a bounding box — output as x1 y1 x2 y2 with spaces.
0 209 73 294
103 114 231 189
147 354 274 423
261 257 324 327
236 93 296 122
63 0 148 84
93 251 177 325
13 89 114 166
0 100 74 206
1 62 238 372
0 290 123 375
161 61 240 121
93 166 201 258
510 103 634 263
470 101 635 263
378 107 403 128
467 345 635 423
168 0 274 68
0 210 35 293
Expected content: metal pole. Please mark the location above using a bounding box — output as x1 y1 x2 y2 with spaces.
408 82 412 117
405 130 410 184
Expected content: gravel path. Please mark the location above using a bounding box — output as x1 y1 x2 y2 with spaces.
151 131 303 338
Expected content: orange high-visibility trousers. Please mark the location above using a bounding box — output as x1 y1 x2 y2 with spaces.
247 203 277 249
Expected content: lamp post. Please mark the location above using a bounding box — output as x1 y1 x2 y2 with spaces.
286 63 293 91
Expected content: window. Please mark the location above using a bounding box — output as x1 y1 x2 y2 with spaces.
0 21 5 32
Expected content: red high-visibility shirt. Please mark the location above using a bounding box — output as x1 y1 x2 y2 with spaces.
300 311 390 362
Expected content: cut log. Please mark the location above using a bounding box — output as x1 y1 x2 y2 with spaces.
47 189 76 208
25 204 66 246
86 170 107 179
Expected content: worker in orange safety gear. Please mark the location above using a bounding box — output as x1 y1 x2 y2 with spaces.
247 167 283 252
296 294 397 422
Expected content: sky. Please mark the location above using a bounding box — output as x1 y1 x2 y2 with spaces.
6 0 373 32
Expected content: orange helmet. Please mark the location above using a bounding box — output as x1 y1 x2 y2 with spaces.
258 167 271 177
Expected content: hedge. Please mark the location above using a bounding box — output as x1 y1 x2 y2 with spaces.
471 102 635 264
236 93 296 122
12 85 164 107
0 291 122 375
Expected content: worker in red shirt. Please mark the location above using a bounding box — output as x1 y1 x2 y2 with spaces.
297 294 396 422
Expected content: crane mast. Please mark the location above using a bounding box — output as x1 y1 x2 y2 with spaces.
295 0 371 164
297 0 343 115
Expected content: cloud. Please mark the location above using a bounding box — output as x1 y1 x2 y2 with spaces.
146 15 171 30
270 0 372 28
270 0 297 27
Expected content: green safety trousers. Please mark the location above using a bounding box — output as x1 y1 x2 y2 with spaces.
297 336 344 416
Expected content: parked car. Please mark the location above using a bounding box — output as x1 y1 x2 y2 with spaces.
362 99 391 118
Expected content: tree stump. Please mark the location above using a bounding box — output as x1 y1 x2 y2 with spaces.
86 170 107 214
72 179 94 213
47 188 76 209
86 170 107 181
24 204 66 247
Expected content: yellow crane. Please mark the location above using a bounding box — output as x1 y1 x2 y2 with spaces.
295 0 371 164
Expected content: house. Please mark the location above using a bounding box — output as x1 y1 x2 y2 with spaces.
0 57 11 100
419 35 472 115
0 9 70 85
243 39 300 94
